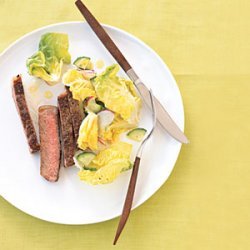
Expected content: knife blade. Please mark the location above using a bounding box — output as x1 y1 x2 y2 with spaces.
134 80 189 144
75 0 189 144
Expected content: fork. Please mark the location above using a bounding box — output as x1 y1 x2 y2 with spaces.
113 89 157 245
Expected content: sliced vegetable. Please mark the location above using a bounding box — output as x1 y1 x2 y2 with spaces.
74 57 93 70
96 100 105 109
85 97 103 113
97 137 109 151
127 128 147 142
98 137 107 145
74 151 96 170
83 166 97 171
98 110 115 129
77 152 96 166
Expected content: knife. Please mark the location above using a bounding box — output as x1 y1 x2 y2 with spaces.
75 0 189 144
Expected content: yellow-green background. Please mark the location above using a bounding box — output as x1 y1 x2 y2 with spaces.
1 0 250 249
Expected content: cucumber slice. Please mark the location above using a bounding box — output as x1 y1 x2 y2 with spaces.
74 151 96 170
127 128 147 142
96 100 105 109
77 152 96 166
83 166 97 171
73 57 93 70
85 97 103 113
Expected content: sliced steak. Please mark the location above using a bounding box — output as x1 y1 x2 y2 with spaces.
58 92 75 167
39 106 61 182
66 87 84 141
12 75 40 153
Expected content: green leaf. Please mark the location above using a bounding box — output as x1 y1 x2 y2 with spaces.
26 33 71 85
39 33 71 64
26 51 63 85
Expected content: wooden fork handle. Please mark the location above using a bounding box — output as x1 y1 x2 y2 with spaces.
113 157 141 245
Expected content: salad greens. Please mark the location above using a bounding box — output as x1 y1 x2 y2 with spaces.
25 32 147 185
26 33 71 85
78 142 132 185
93 64 141 124
62 69 96 101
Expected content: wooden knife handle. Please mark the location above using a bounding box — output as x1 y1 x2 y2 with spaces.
75 0 132 72
113 156 141 245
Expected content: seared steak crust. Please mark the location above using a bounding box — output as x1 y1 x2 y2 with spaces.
12 75 40 153
66 87 84 141
58 92 75 167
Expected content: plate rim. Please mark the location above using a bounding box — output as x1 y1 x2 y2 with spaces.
0 21 184 225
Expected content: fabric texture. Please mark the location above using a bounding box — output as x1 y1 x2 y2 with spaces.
1 0 250 249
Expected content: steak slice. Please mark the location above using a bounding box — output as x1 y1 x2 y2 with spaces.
66 87 84 141
58 92 75 167
39 105 61 182
12 75 40 153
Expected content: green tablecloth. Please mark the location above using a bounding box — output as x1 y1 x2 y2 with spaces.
1 0 250 249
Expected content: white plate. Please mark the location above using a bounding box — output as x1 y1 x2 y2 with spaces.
0 22 184 224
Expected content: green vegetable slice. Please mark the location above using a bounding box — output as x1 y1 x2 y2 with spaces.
127 128 147 142
77 152 96 166
83 166 97 171
74 151 96 171
74 57 93 70
85 97 103 113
